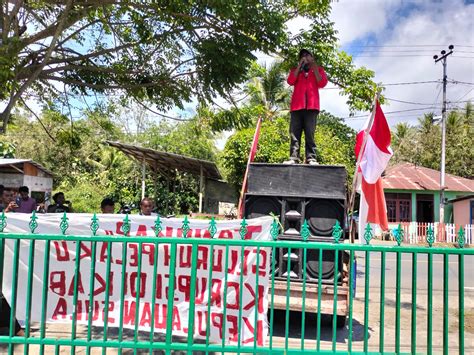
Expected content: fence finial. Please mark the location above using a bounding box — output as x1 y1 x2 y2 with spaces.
301 219 310 241
0 212 6 233
458 226 465 249
239 218 248 240
208 217 217 239
60 212 69 235
154 214 162 237
332 220 343 244
29 210 38 234
90 213 99 236
427 224 434 247
121 214 131 237
182 216 190 238
364 223 373 245
270 218 280 241
393 223 404 246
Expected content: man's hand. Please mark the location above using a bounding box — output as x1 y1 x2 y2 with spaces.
294 57 306 78
310 57 322 82
5 201 18 212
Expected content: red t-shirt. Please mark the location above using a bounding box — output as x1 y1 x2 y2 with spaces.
287 66 328 111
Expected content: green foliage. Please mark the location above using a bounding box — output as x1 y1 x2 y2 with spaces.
4 106 217 214
391 103 474 179
1 1 380 132
0 141 15 158
221 111 356 188
139 119 217 161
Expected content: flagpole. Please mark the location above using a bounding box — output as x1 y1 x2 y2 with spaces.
348 91 380 243
237 117 263 218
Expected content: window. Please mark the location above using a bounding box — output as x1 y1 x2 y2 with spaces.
385 193 412 222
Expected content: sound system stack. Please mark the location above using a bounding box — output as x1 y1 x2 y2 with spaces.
243 163 347 284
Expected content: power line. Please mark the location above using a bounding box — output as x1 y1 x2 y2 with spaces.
321 80 440 90
456 88 474 102
356 54 473 58
448 79 474 85
355 50 474 54
342 107 438 120
386 97 441 106
346 44 474 48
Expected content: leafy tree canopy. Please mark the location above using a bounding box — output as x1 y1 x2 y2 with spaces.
1 0 380 133
1 106 217 213
391 102 474 179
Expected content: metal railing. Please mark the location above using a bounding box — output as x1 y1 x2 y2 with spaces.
385 222 473 245
0 212 472 354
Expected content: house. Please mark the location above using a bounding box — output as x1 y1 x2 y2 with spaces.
382 163 474 223
0 159 54 203
449 194 474 225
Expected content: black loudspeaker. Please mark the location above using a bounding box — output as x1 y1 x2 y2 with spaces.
243 163 347 282
247 163 346 199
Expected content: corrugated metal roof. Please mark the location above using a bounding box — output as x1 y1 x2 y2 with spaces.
105 141 222 180
0 159 54 176
383 163 474 192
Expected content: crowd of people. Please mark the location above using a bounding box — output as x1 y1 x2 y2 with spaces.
0 186 158 336
0 184 157 216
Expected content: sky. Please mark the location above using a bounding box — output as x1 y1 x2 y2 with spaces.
215 0 474 147
316 0 473 131
6 0 473 146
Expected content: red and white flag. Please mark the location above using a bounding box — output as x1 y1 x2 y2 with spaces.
355 101 393 242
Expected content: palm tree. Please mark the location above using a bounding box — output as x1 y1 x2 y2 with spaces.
244 61 290 119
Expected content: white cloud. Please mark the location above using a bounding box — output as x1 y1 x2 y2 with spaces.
323 0 474 131
330 0 399 45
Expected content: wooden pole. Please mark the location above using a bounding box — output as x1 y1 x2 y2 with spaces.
198 165 204 213
141 158 146 200
237 117 263 218
348 92 380 243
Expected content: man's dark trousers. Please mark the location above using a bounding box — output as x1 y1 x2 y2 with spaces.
289 109 319 162
0 294 21 335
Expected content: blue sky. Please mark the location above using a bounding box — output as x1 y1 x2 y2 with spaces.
318 0 473 130
12 0 474 144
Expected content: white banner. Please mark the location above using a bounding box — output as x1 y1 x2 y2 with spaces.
1 214 273 346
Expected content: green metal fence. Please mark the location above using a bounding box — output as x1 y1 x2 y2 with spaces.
0 212 472 354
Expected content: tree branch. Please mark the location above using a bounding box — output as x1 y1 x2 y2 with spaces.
133 98 192 122
19 97 56 142
40 74 175 90
1 0 74 133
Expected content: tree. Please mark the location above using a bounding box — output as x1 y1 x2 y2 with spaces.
2 105 219 213
390 102 474 179
244 61 290 118
1 1 380 133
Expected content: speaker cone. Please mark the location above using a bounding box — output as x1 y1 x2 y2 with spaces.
244 196 281 219
306 249 338 280
306 199 344 237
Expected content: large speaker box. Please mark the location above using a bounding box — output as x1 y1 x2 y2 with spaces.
243 163 347 282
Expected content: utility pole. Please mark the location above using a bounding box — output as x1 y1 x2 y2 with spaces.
433 45 454 224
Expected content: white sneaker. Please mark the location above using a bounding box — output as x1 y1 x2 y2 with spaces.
283 159 297 164
307 159 319 165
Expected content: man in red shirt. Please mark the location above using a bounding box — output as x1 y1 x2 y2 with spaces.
286 49 328 165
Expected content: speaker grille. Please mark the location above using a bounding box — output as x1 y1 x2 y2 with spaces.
244 196 282 219
305 199 345 237
247 163 346 199
306 249 342 280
